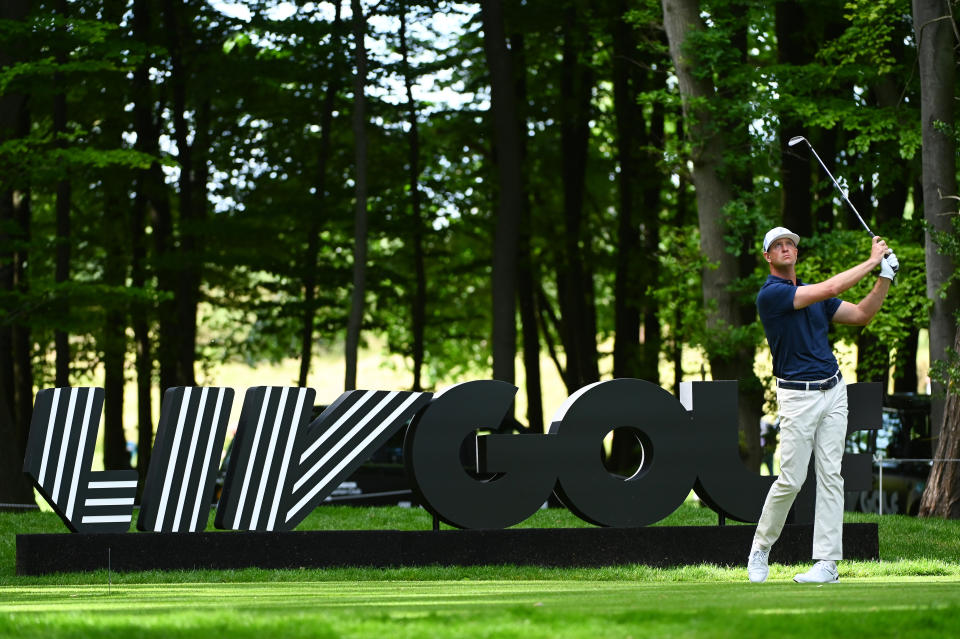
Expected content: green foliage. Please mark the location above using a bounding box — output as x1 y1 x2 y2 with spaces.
799 230 928 379
0 0 950 436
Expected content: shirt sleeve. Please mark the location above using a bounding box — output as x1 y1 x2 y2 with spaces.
825 297 842 319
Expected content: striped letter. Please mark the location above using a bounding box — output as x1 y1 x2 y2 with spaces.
23 388 138 533
137 386 234 532
215 387 431 531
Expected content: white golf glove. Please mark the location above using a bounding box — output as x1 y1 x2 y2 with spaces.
880 252 899 281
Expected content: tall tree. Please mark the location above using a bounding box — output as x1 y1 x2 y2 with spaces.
52 0 71 387
913 0 959 440
511 28 543 432
662 0 762 468
555 0 599 393
164 0 205 389
919 324 960 517
129 0 168 486
480 0 524 387
398 1 428 392
345 0 370 391
100 0 132 471
610 3 666 472
299 2 345 388
0 0 36 506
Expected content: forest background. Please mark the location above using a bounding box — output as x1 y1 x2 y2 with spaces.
1 0 959 515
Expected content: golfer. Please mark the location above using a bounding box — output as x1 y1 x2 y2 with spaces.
747 227 898 584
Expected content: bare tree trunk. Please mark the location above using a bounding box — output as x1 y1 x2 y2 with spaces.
918 324 960 518
776 0 815 238
480 0 523 386
612 0 644 383
131 0 167 487
913 0 959 440
556 0 599 393
152 2 179 394
95 0 130 471
399 3 428 392
165 0 200 388
610 5 664 473
662 0 738 342
344 0 369 391
53 0 71 387
0 0 34 505
663 0 764 470
510 31 543 432
299 1 343 388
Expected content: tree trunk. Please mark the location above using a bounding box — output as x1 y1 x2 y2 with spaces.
662 0 738 339
53 0 71 387
99 0 131 471
0 0 34 503
776 0 815 238
913 0 959 440
153 1 180 393
894 329 920 393
7 66 35 495
480 0 523 386
610 6 663 473
399 3 428 392
131 0 168 486
612 0 644 382
344 0 369 391
165 0 200 388
510 31 543 432
918 324 960 518
299 1 343 388
663 0 763 470
556 0 599 393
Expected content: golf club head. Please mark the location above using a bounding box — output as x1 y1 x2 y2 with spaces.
787 136 807 147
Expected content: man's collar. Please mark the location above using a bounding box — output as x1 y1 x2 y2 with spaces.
766 273 803 286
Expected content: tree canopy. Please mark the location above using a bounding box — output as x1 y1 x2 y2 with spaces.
1 0 957 507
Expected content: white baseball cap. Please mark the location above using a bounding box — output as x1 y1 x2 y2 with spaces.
763 227 800 252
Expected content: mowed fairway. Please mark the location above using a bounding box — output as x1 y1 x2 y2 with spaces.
4 508 960 637
2 576 960 639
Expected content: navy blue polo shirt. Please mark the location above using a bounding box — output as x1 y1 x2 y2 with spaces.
757 274 842 381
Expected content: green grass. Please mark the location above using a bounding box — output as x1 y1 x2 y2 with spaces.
2 505 960 638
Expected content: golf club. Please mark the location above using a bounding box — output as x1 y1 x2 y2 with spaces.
788 135 874 237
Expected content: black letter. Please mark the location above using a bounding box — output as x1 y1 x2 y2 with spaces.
551 379 696 527
405 380 557 529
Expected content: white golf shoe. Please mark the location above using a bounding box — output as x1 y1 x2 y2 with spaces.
747 547 769 583
793 560 839 583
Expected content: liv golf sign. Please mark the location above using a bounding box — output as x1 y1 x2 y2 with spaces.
23 378 881 534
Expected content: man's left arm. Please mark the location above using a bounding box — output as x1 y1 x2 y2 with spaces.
832 276 892 326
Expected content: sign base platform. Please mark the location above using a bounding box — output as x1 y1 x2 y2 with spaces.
16 523 878 575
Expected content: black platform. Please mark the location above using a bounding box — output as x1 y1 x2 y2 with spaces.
16 523 878 575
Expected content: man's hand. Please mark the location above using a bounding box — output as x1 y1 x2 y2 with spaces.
870 236 889 265
880 252 899 282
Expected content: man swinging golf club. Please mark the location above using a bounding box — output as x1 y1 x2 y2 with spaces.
747 227 899 584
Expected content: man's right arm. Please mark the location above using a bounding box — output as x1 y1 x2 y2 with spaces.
793 236 888 309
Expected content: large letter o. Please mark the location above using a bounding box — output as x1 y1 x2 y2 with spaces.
551 378 696 527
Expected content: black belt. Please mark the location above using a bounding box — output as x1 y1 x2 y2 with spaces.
777 372 842 391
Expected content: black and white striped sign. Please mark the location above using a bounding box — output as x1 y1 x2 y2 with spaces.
137 386 234 532
23 387 139 533
215 387 431 531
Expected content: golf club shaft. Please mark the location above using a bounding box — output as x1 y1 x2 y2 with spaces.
788 136 875 237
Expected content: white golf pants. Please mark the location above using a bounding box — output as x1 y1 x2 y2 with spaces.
752 379 847 560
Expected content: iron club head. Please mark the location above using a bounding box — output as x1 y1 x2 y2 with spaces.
787 136 807 147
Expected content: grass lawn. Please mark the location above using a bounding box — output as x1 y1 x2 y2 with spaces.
2 504 960 638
